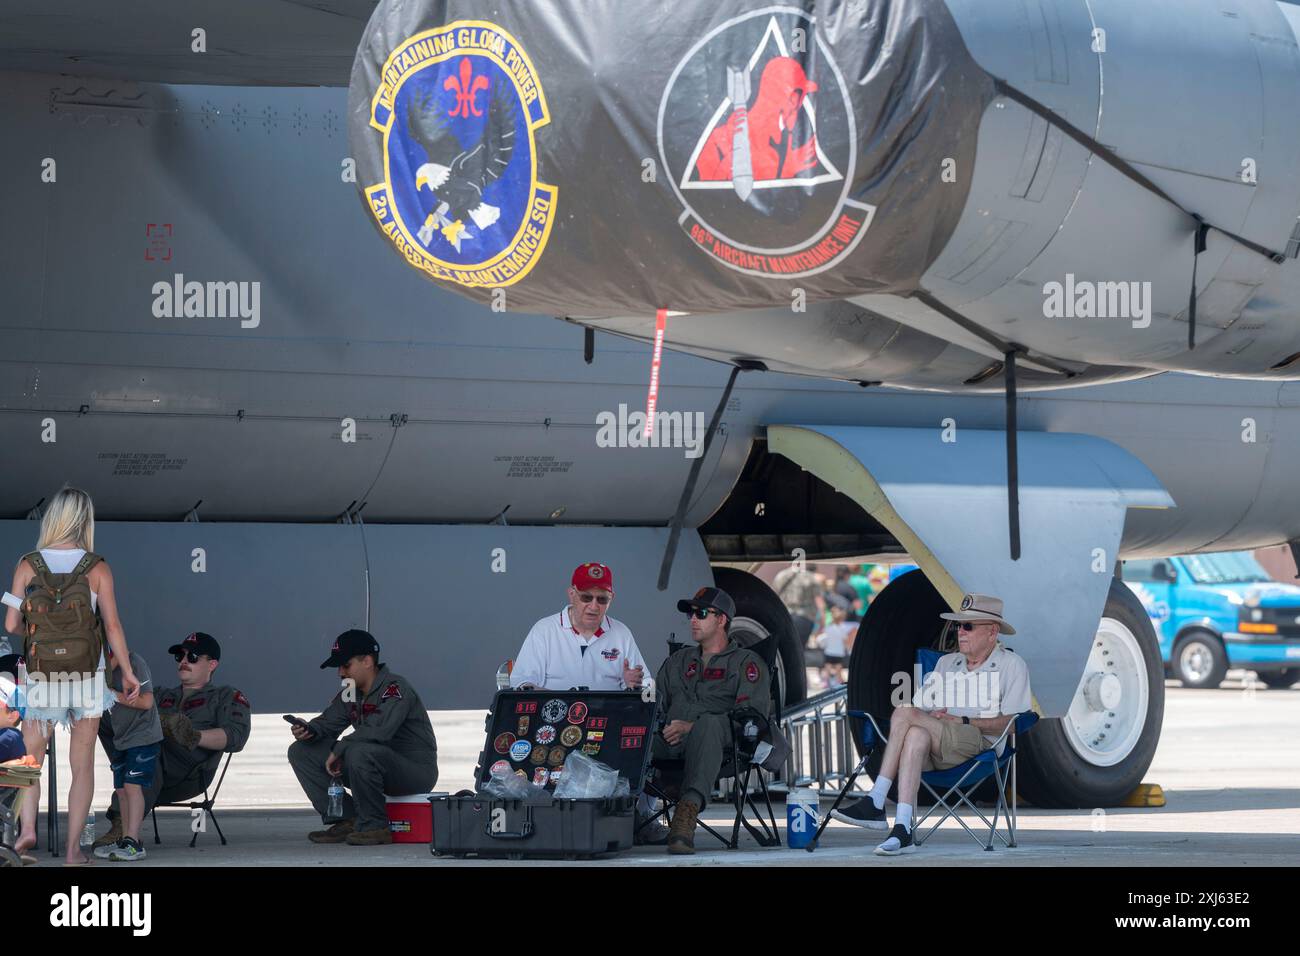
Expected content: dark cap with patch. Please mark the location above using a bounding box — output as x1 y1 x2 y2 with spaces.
320 629 381 668
677 586 736 621
167 632 221 660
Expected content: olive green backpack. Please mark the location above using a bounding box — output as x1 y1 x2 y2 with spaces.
21 550 105 678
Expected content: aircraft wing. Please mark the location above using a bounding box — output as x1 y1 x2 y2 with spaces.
0 0 375 87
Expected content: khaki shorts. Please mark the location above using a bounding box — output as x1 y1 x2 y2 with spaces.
921 720 987 771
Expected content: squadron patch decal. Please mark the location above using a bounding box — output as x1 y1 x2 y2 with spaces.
541 698 568 723
657 8 873 278
364 21 557 289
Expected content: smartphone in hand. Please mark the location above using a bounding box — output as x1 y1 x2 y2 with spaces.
283 715 315 738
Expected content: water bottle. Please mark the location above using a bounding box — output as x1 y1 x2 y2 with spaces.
786 787 818 850
495 660 513 690
80 811 95 849
325 779 345 823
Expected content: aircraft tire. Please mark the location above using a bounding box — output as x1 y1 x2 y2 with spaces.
1017 579 1165 807
846 570 949 785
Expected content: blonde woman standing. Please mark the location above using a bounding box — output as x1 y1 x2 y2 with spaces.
3 486 140 865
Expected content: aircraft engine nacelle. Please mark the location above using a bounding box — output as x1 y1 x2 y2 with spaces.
346 0 993 316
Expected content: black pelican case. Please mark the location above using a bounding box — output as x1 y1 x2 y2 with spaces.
431 689 658 859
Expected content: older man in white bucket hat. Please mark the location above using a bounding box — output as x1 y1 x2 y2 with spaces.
830 592 1033 856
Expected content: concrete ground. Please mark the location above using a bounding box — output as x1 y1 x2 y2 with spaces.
16 672 1300 866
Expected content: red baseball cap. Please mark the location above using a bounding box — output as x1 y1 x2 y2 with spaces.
571 562 614 592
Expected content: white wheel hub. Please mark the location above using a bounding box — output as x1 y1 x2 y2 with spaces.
1179 640 1213 683
1063 617 1149 767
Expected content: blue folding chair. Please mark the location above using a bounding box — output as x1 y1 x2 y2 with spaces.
809 647 1037 852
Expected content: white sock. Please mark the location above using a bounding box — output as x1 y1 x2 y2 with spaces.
896 803 914 830
869 776 893 809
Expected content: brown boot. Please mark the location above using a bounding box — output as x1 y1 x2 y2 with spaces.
345 826 393 846
308 819 355 843
667 800 701 855
92 818 122 849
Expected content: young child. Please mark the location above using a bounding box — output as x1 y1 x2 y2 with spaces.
98 646 162 861
815 599 858 690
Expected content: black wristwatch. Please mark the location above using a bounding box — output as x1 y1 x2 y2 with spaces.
961 716 970 725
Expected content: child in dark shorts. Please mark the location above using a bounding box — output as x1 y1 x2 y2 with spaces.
99 648 162 861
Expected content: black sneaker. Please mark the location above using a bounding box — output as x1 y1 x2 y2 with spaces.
830 798 889 830
873 823 916 856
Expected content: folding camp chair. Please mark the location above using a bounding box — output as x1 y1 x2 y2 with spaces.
809 645 1037 852
150 751 234 847
0 767 39 867
638 637 782 850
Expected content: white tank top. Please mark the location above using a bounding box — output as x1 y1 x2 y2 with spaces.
38 547 98 611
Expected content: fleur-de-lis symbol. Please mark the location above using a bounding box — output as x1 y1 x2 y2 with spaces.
445 58 489 118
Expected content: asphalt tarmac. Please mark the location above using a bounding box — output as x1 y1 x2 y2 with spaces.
17 674 1300 866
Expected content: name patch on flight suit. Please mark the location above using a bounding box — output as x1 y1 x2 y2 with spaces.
183 697 205 712
702 668 726 680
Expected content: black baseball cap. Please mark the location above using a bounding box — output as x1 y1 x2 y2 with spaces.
321 629 380 669
167 632 221 660
677 586 736 621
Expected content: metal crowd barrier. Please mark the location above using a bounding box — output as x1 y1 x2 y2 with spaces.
769 685 871 796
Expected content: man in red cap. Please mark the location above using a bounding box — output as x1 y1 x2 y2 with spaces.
510 562 649 692
511 562 663 841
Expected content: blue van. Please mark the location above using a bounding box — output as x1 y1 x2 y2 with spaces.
1123 552 1300 689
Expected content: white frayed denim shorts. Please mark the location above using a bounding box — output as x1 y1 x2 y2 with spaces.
19 666 114 733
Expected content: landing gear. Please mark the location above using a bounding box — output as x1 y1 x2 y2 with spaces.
847 570 1165 808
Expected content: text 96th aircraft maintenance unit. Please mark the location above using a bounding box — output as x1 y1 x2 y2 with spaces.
5 0 1300 806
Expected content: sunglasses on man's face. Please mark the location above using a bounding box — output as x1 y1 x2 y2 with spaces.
575 592 611 606
689 608 718 620
957 622 992 632
174 651 203 664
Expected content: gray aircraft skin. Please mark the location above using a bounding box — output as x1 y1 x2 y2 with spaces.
3 1 1300 805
